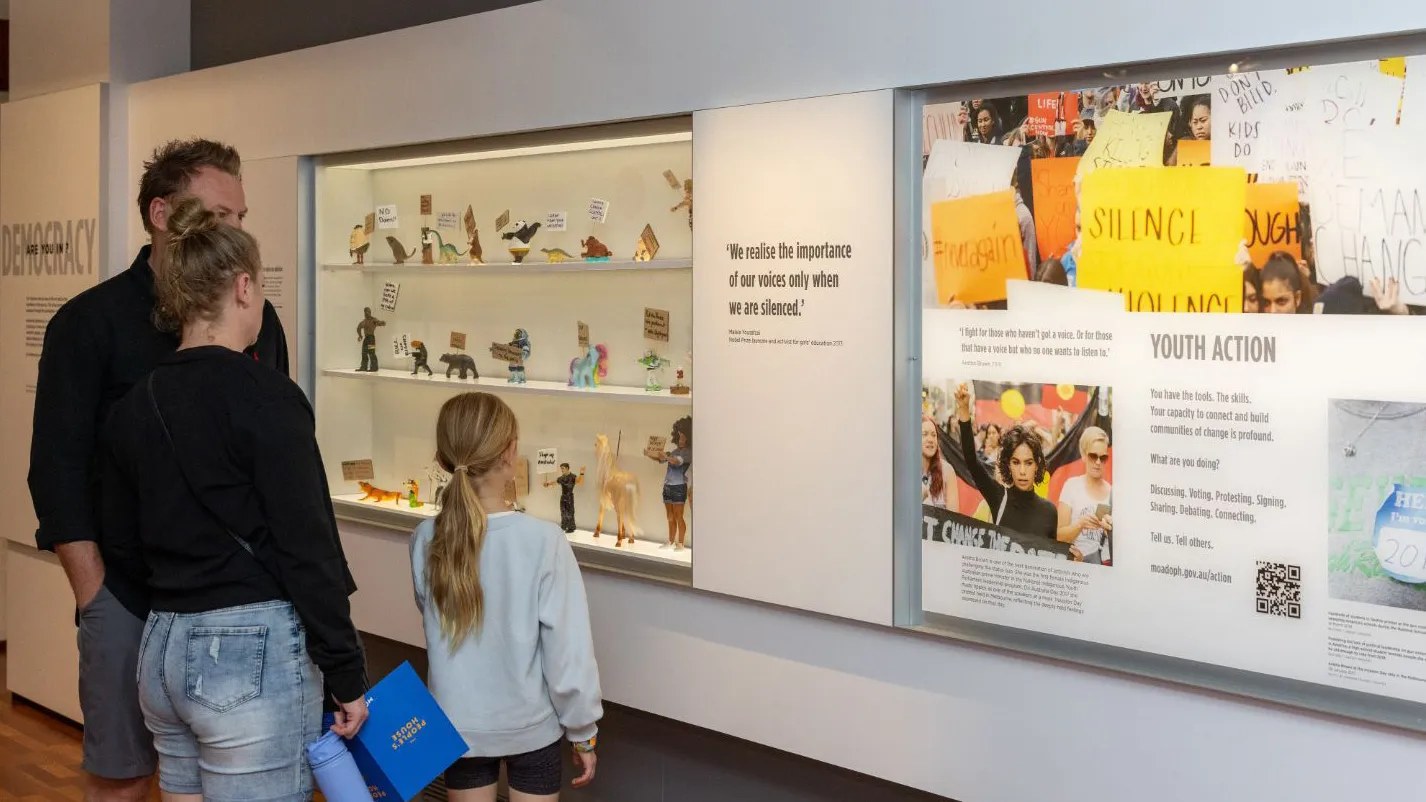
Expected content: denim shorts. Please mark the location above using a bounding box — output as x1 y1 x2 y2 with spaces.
137 600 322 800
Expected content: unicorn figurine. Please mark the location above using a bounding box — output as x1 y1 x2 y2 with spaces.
636 349 670 392
569 344 608 389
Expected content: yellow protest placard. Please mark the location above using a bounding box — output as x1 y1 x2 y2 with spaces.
1244 182 1301 266
1076 110 1172 178
1177 139 1210 167
1380 57 1407 79
931 190 1026 306
1078 167 1247 313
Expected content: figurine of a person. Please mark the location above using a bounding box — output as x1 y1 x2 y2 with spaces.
349 224 370 264
648 416 692 551
356 307 386 372
671 178 693 230
543 463 586 533
410 339 432 376
508 328 531 384
636 349 670 392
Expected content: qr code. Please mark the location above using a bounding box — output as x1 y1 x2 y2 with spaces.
1256 561 1301 618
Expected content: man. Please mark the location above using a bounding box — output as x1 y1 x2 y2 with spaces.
28 139 289 802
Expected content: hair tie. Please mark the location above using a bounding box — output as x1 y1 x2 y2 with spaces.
453 465 469 475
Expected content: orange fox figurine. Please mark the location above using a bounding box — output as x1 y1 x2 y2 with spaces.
358 481 403 503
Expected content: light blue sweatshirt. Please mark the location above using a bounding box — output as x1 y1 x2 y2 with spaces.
410 512 603 757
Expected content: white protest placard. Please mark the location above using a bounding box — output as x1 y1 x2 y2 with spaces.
1256 71 1312 197
1076 109 1171 177
1401 56 1426 130
379 281 400 312
536 449 559 473
587 198 609 224
1312 61 1402 129
545 211 568 232
392 333 412 359
376 205 399 229
1305 123 1426 305
1150 75 1213 101
1210 69 1286 173
437 211 459 229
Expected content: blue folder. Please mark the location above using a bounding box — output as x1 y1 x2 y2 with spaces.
346 661 468 801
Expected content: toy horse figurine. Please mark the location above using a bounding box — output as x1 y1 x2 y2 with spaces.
568 344 608 389
593 433 641 547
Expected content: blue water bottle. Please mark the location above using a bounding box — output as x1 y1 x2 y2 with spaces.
307 722 372 802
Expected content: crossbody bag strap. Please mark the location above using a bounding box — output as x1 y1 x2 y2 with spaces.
995 491 1008 526
145 372 262 563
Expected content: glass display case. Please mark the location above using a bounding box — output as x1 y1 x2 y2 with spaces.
314 118 695 584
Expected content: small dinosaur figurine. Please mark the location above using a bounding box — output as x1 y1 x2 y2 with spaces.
358 481 403 503
541 248 574 263
426 229 467 264
386 236 418 264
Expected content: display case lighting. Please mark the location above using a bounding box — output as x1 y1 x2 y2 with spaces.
330 132 692 171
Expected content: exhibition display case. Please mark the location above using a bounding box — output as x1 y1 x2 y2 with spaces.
314 118 696 584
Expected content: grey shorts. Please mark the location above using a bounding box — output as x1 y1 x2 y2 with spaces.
77 584 158 779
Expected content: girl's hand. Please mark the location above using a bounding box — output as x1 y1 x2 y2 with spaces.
572 750 597 788
1370 277 1408 315
1101 514 1113 531
1076 514 1102 532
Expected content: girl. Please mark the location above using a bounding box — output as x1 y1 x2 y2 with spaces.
921 414 951 508
954 383 1058 542
649 416 693 551
410 393 602 800
103 198 368 801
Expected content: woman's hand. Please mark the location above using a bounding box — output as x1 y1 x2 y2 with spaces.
330 696 369 739
1076 514 1102 533
1234 240 1254 270
1370 277 1409 315
1069 545 1084 562
572 750 597 788
1100 514 1113 532
954 383 972 423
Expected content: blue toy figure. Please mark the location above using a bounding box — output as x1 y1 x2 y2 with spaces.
569 344 608 389
508 328 531 384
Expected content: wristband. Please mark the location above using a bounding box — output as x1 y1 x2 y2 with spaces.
573 736 597 753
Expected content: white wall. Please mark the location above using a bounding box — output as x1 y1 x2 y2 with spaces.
124 3 1426 800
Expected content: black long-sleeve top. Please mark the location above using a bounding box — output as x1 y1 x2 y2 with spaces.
958 419 1058 541
101 345 365 704
27 246 288 619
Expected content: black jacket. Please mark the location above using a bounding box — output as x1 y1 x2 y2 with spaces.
27 245 288 618
102 346 365 704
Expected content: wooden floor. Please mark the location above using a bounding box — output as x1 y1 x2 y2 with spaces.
0 647 160 801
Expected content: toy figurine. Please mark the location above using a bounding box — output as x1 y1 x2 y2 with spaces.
420 226 435 264
594 433 641 547
581 235 613 261
356 308 386 372
636 349 670 392
410 340 432 375
426 462 451 507
440 352 478 379
508 328 531 384
543 463 586 533
541 248 574 263
569 344 608 389
648 416 692 551
670 365 690 395
464 206 484 264
427 229 466 263
403 479 425 509
387 236 418 264
349 225 370 264
502 220 542 263
358 481 402 503
671 178 693 230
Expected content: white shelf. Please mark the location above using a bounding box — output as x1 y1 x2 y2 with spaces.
322 258 692 276
330 494 693 568
321 368 692 405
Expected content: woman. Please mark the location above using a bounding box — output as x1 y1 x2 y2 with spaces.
103 198 368 800
980 423 1003 470
1057 427 1113 564
411 393 601 799
973 106 1003 145
1183 94 1212 140
922 414 952 508
649 416 692 551
954 384 1058 540
1242 265 1263 313
1261 251 1315 314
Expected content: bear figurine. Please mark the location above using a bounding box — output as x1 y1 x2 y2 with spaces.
440 353 479 380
